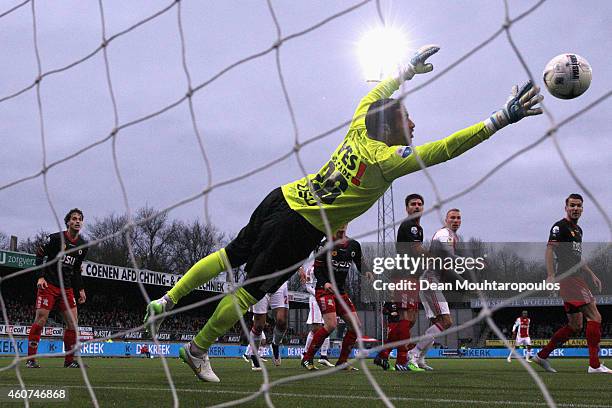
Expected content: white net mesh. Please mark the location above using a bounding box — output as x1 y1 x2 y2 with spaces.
0 1 610 407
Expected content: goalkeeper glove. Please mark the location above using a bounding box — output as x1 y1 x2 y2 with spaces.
486 80 544 131
399 44 440 81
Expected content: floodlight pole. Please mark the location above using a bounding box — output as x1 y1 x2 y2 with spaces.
367 76 397 343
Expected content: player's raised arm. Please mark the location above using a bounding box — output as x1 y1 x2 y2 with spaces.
380 80 544 180
350 45 440 131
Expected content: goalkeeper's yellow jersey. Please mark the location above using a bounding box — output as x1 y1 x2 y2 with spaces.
281 77 494 233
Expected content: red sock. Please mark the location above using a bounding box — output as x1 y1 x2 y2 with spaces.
378 322 399 360
27 323 43 359
586 321 601 369
303 327 329 361
395 319 411 365
538 325 574 359
63 329 77 364
337 330 357 364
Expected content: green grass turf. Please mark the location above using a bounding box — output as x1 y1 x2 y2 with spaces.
0 357 610 407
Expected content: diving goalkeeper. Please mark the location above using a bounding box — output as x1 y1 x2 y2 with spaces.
144 45 543 382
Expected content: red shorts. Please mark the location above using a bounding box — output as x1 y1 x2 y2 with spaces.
315 289 356 316
392 277 419 310
35 283 76 312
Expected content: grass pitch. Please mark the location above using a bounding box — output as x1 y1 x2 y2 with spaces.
0 357 610 407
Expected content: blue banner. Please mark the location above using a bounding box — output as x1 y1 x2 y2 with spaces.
1 338 609 359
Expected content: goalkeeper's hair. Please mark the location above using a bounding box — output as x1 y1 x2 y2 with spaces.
365 98 402 143
405 193 424 206
565 193 583 205
64 208 84 227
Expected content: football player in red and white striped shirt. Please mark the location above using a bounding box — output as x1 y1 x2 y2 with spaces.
507 310 532 362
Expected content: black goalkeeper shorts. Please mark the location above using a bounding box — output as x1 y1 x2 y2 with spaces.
225 187 324 300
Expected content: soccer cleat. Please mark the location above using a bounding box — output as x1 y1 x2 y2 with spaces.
507 356 512 363
25 360 40 368
532 355 557 373
64 361 87 368
588 364 612 374
144 298 168 336
272 344 281 366
336 362 359 371
179 344 220 382
407 362 425 372
301 358 318 371
242 353 249 362
373 356 390 371
318 357 335 367
416 356 433 371
250 354 262 371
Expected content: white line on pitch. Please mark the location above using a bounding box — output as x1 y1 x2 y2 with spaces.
0 383 609 408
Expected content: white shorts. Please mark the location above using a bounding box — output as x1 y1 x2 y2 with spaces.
250 282 289 314
420 286 449 319
515 336 531 346
306 296 323 324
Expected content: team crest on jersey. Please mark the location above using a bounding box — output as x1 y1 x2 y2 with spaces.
551 226 560 235
331 251 337 256
395 146 412 158
411 226 418 235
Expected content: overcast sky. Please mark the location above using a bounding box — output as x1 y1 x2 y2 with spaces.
0 0 610 249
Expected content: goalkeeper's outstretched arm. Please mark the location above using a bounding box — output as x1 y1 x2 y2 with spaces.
380 80 544 180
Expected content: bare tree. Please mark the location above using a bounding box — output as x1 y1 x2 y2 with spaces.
17 230 50 254
0 231 9 250
86 213 132 267
132 206 180 272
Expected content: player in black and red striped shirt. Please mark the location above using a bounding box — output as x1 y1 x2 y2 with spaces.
26 208 88 369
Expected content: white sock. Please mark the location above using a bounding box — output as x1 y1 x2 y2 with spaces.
246 343 253 356
305 331 314 354
508 349 513 359
320 337 330 357
250 330 262 356
416 324 442 357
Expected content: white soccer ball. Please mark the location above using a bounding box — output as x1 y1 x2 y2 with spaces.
543 53 592 99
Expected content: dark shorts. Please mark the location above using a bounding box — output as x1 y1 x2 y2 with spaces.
225 188 324 300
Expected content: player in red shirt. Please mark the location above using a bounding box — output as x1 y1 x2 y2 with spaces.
507 310 532 362
26 208 88 368
533 194 609 374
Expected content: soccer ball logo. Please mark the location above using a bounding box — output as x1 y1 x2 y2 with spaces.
543 53 592 99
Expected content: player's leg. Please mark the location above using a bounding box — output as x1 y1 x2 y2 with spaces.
144 190 286 334
336 305 360 371
145 247 234 334
270 286 289 366
180 189 324 382
410 289 450 370
27 308 50 368
374 319 397 371
27 284 57 367
249 310 267 371
302 297 338 370
525 340 532 362
396 306 422 371
534 306 582 373
581 302 609 373
507 341 516 362
59 299 81 368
